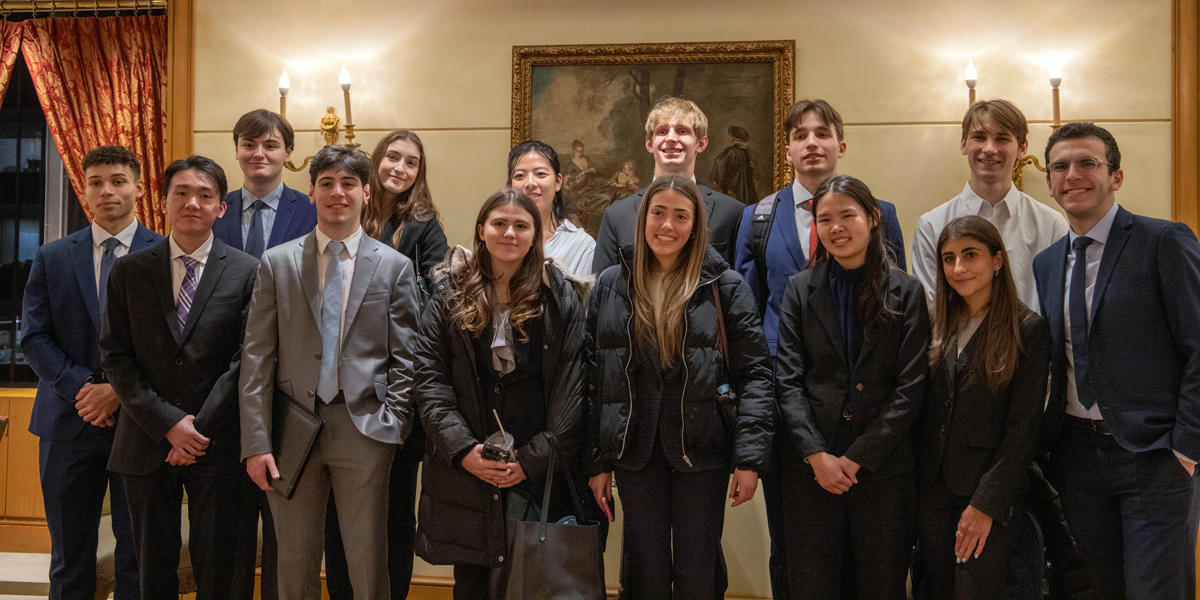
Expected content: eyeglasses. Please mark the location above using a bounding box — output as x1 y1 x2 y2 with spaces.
1048 157 1109 175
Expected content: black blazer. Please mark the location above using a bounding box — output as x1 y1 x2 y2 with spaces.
915 311 1050 522
379 216 450 296
592 184 744 274
775 260 930 478
1033 206 1200 460
100 237 259 475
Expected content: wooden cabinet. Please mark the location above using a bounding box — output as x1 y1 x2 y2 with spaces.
0 389 50 553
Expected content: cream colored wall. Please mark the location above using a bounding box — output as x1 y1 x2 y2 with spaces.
195 0 1172 596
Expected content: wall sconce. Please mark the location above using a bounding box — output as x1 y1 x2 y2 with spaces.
278 70 289 118
1049 64 1063 128
964 60 978 106
275 67 358 172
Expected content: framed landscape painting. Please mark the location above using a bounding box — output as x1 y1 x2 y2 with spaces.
511 41 796 236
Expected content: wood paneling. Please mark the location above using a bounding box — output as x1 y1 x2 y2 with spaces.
0 396 9 514
1175 0 1200 233
0 391 49 554
166 0 194 164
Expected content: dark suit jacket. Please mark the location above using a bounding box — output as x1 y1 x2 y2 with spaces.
214 185 317 252
100 237 260 475
775 261 930 478
1033 206 1200 460
915 311 1049 522
22 224 163 441
735 185 907 356
592 183 743 274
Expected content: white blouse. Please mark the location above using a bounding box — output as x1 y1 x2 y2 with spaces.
544 219 596 278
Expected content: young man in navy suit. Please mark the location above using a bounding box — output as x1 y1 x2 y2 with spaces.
731 99 905 599
22 146 162 600
214 109 318 600
1033 123 1200 600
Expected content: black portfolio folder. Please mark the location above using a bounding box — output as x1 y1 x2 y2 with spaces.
270 387 324 500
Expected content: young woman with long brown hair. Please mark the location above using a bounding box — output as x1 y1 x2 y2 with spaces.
913 216 1049 599
585 174 774 598
506 140 595 277
412 188 587 599
774 174 931 599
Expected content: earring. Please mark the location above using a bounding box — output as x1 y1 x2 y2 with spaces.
993 269 1000 277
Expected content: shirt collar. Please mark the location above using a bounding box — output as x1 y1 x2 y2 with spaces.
792 179 815 209
168 232 215 265
1068 202 1120 246
241 182 284 211
314 226 363 259
961 181 1016 217
557 219 582 234
652 174 698 184
91 219 140 249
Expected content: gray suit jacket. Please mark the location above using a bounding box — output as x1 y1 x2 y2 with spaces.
239 230 420 459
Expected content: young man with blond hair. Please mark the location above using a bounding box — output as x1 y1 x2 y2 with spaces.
592 96 745 274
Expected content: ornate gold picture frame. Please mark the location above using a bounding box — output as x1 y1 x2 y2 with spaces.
511 41 796 235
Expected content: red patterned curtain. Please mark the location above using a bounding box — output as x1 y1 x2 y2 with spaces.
0 22 23 107
21 16 168 233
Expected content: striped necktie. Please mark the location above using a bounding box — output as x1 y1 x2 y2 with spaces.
176 256 199 333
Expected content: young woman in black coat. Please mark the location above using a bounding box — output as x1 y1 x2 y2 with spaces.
413 188 587 599
585 174 774 599
775 175 931 599
323 129 451 600
913 216 1049 599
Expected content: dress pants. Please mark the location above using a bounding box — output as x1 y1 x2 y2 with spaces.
761 463 790 600
121 462 255 600
783 461 916 600
614 444 730 600
38 424 138 600
231 479 279 600
1047 423 1199 600
915 477 1017 600
267 401 395 600
325 423 423 600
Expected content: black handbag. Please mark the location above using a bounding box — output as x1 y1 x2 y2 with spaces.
502 439 606 599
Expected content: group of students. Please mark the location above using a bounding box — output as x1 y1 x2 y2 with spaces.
19 92 1200 600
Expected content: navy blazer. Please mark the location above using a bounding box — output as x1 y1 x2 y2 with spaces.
22 223 164 441
735 184 907 356
213 185 317 252
1033 206 1200 460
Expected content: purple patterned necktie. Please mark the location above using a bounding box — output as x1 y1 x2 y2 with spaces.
177 256 199 333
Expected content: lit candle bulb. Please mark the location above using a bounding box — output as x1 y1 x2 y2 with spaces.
965 60 978 106
1049 64 1063 127
278 70 290 118
340 66 355 145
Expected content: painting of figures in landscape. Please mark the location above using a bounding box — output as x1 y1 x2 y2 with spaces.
528 62 777 236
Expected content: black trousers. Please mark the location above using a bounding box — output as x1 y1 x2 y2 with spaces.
452 563 503 600
783 462 916 600
229 487 278 600
121 464 256 600
325 428 423 599
614 444 729 600
38 425 138 600
915 477 1017 600
761 464 790 600
1047 423 1199 600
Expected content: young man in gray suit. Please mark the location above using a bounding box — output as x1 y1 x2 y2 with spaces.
239 144 420 600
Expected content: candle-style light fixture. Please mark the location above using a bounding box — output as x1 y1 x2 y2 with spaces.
1049 64 1063 129
965 60 978 106
278 70 290 119
340 66 355 146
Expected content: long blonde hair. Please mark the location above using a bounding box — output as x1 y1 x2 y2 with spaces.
631 175 711 367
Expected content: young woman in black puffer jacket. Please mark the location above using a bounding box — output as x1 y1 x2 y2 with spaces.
584 174 775 599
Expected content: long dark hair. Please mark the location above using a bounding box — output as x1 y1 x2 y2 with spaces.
446 188 545 340
930 216 1025 390
811 175 897 331
362 130 439 244
506 140 573 228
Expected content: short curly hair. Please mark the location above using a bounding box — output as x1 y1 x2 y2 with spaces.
82 146 141 179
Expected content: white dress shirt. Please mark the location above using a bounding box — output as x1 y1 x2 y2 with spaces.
913 182 1069 312
1063 202 1118 421
314 226 363 347
91 220 140 294
544 219 596 278
240 183 283 244
169 233 215 303
791 179 815 259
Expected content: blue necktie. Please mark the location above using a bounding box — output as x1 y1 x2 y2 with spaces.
317 241 345 403
98 237 120 324
1070 236 1096 409
245 200 267 259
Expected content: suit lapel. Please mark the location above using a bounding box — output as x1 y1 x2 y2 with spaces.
70 230 101 332
853 277 895 372
341 238 381 337
807 261 846 366
178 238 228 345
298 232 323 326
269 186 301 248
772 185 809 272
700 186 717 218
130 224 160 252
151 241 183 345
221 191 245 251
1089 207 1132 324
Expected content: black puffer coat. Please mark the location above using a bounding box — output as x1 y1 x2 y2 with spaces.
413 250 588 568
585 246 774 475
